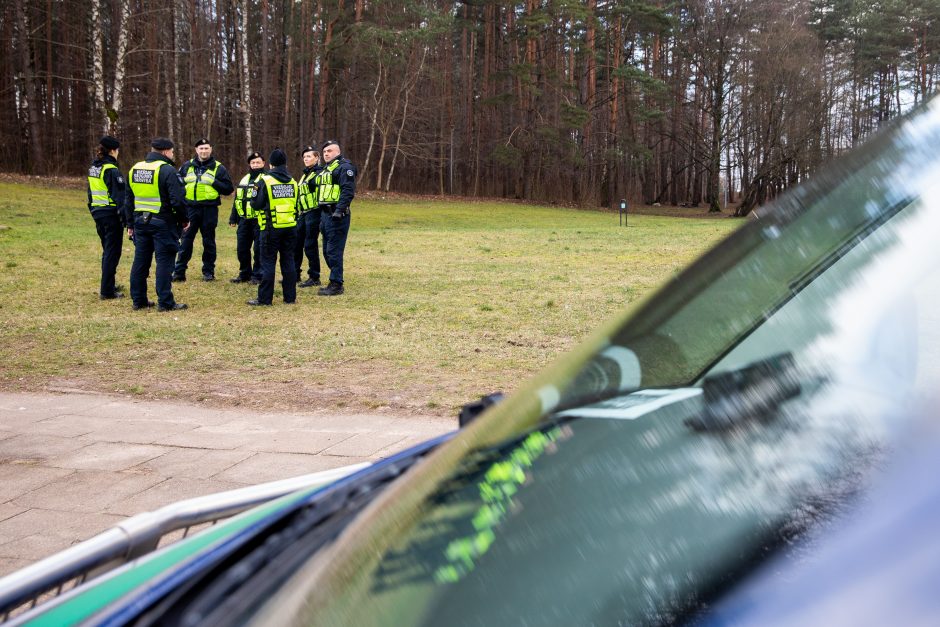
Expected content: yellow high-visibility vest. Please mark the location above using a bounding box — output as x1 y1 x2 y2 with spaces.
184 162 220 202
298 169 318 212
88 162 117 207
234 173 258 219
258 175 298 230
128 161 164 213
316 160 341 205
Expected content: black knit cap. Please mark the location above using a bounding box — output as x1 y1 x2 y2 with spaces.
246 151 263 163
269 148 287 167
151 137 174 150
301 145 317 156
194 138 210 148
100 136 120 150
320 139 339 151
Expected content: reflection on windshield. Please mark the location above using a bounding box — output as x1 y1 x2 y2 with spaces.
432 427 563 585
297 368 886 626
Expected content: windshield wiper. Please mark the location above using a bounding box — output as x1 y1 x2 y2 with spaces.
686 352 803 432
91 435 453 626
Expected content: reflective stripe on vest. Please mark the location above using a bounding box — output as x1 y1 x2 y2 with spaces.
234 173 258 219
184 162 220 202
316 160 341 205
88 163 118 207
260 175 297 230
298 170 318 212
128 161 165 213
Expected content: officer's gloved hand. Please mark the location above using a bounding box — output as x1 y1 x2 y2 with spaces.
331 208 344 221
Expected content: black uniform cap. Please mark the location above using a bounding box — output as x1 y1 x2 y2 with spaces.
100 136 120 150
151 137 175 150
247 151 263 163
301 145 317 156
269 148 287 167
320 139 339 151
194 138 211 148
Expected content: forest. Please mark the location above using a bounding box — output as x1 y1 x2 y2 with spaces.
4 0 940 213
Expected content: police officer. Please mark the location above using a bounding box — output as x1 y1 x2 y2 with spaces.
124 138 189 311
247 148 298 306
316 139 357 296
295 145 323 288
228 151 266 284
87 135 126 300
172 138 234 282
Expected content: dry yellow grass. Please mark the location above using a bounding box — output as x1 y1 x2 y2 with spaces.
0 182 743 415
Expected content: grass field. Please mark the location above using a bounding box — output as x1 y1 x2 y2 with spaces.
0 180 744 416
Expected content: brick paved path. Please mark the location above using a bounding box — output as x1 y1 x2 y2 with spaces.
0 392 453 577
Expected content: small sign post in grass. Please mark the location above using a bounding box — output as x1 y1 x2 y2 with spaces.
619 199 628 226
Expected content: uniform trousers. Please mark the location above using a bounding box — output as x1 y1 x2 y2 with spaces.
130 216 181 310
235 217 262 281
294 209 322 281
258 227 298 304
320 210 350 284
175 205 218 277
93 213 123 297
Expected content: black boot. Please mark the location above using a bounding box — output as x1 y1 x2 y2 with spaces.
317 281 344 296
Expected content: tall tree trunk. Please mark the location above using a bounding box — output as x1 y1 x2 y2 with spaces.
608 14 622 206
317 5 338 140
282 0 295 138
110 0 132 134
708 73 724 212
45 0 53 153
261 0 270 143
584 0 596 194
171 0 181 140
90 0 107 133
15 0 44 170
239 0 253 150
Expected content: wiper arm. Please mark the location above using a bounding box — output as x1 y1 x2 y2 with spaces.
686 352 803 432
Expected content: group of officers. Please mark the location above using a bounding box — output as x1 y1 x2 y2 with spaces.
86 135 357 310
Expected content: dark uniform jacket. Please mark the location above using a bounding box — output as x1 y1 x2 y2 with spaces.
228 168 266 225
179 157 234 208
122 152 188 226
250 165 294 231
87 156 126 221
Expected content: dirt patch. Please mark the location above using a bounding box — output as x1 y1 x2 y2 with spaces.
16 360 507 419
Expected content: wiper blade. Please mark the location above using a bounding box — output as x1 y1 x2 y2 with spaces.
686 352 802 432
94 435 453 626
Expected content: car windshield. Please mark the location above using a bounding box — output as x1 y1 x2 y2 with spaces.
253 99 940 626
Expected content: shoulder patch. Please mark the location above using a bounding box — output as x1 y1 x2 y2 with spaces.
346 170 355 177
116 176 124 184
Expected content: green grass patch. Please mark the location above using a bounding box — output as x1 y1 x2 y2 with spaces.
0 183 744 415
